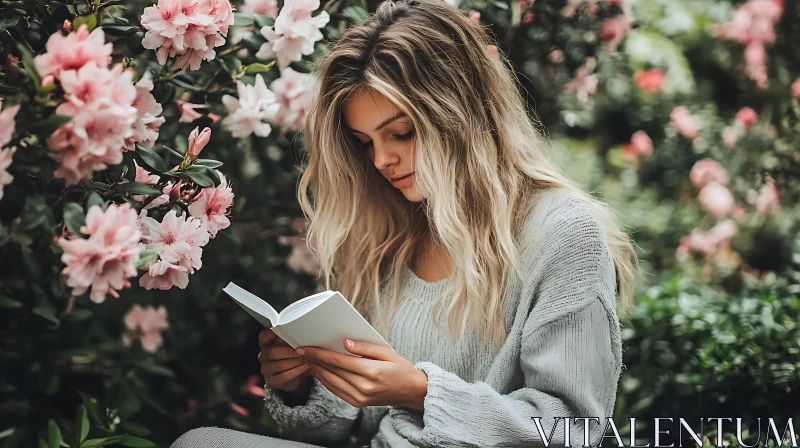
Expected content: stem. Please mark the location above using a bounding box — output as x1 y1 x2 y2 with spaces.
65 294 76 314
218 45 243 57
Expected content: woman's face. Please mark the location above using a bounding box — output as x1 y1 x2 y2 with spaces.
342 86 423 202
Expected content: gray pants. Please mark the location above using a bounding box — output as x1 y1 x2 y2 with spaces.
171 427 367 448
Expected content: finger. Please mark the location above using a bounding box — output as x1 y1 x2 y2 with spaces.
268 345 302 361
343 339 397 362
312 358 379 392
274 337 290 346
308 361 361 407
263 357 306 376
301 346 373 374
268 362 310 386
258 328 278 348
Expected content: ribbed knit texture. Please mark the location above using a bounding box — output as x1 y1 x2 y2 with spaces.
171 187 623 448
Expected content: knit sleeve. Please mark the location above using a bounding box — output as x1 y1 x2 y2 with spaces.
387 199 623 447
262 376 361 445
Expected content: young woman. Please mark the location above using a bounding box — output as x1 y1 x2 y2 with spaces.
173 0 638 446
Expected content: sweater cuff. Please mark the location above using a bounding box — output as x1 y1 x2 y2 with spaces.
388 361 452 446
263 377 360 439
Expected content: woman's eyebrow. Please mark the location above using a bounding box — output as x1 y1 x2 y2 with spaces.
346 112 408 134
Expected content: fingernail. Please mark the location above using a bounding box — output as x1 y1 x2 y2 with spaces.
345 338 354 348
296 348 305 355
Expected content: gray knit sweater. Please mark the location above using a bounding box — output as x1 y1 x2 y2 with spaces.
262 188 623 448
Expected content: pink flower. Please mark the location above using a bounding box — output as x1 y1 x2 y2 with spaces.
670 106 701 141
721 126 738 149
124 79 166 152
139 259 190 290
755 176 780 216
188 126 211 157
690 158 729 189
735 107 758 129
63 20 72 32
523 12 534 24
244 375 267 397
140 210 199 267
222 74 280 138
599 14 634 52
0 147 17 201
621 131 653 160
469 11 481 23
676 220 738 260
33 25 113 80
633 68 666 94
122 304 169 352
58 203 142 303
41 75 55 87
548 49 564 63
698 181 734 218
255 0 330 70
189 172 234 237
792 77 800 98
47 63 138 185
241 0 278 17
565 57 598 108
0 99 20 149
269 67 316 132
230 403 249 416
141 0 235 71
176 100 207 123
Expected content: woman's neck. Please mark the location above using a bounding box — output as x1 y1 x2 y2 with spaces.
411 233 452 283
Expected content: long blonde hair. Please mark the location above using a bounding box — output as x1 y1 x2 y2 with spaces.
297 0 639 347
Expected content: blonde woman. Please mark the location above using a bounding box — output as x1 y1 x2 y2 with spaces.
172 0 638 446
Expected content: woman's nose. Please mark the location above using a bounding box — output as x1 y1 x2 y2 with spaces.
371 142 400 170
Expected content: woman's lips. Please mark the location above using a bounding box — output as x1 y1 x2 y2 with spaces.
390 173 414 189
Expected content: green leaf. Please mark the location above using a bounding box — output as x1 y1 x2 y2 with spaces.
135 144 167 173
136 251 158 269
0 16 20 30
189 165 220 186
253 13 274 28
117 435 155 447
72 14 98 32
33 304 59 326
84 182 109 191
193 159 223 169
76 405 90 445
342 5 368 23
490 0 509 9
85 192 106 212
170 77 203 92
183 170 213 187
244 61 275 74
18 196 55 234
100 24 140 36
47 420 61 448
0 294 23 309
81 436 124 447
233 13 254 27
112 182 164 196
62 202 86 235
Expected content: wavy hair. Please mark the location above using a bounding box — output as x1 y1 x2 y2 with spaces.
296 0 639 348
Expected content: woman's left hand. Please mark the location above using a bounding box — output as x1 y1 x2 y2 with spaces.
296 339 428 411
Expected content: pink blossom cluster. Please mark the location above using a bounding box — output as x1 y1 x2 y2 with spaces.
256 0 330 70
188 172 234 237
123 304 169 352
621 131 653 162
720 107 759 150
670 106 701 141
690 158 734 218
58 203 142 303
754 176 781 216
565 57 599 108
278 217 320 276
0 99 20 200
269 67 317 132
222 74 280 138
33 25 164 185
712 0 783 88
141 0 235 71
676 219 738 262
633 68 666 94
599 14 634 52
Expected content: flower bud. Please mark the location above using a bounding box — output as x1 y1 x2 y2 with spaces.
187 127 211 158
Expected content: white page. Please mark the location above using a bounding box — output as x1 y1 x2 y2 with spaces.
222 282 279 327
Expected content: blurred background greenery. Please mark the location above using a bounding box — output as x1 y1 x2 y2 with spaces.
1 0 798 446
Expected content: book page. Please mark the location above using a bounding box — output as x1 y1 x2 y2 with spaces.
278 290 335 325
222 282 279 327
277 292 394 356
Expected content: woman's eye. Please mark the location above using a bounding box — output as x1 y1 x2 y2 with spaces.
360 140 373 150
394 129 415 141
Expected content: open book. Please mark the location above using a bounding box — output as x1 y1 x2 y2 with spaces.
222 282 394 356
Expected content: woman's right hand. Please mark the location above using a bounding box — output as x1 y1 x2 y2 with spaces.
258 328 312 393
